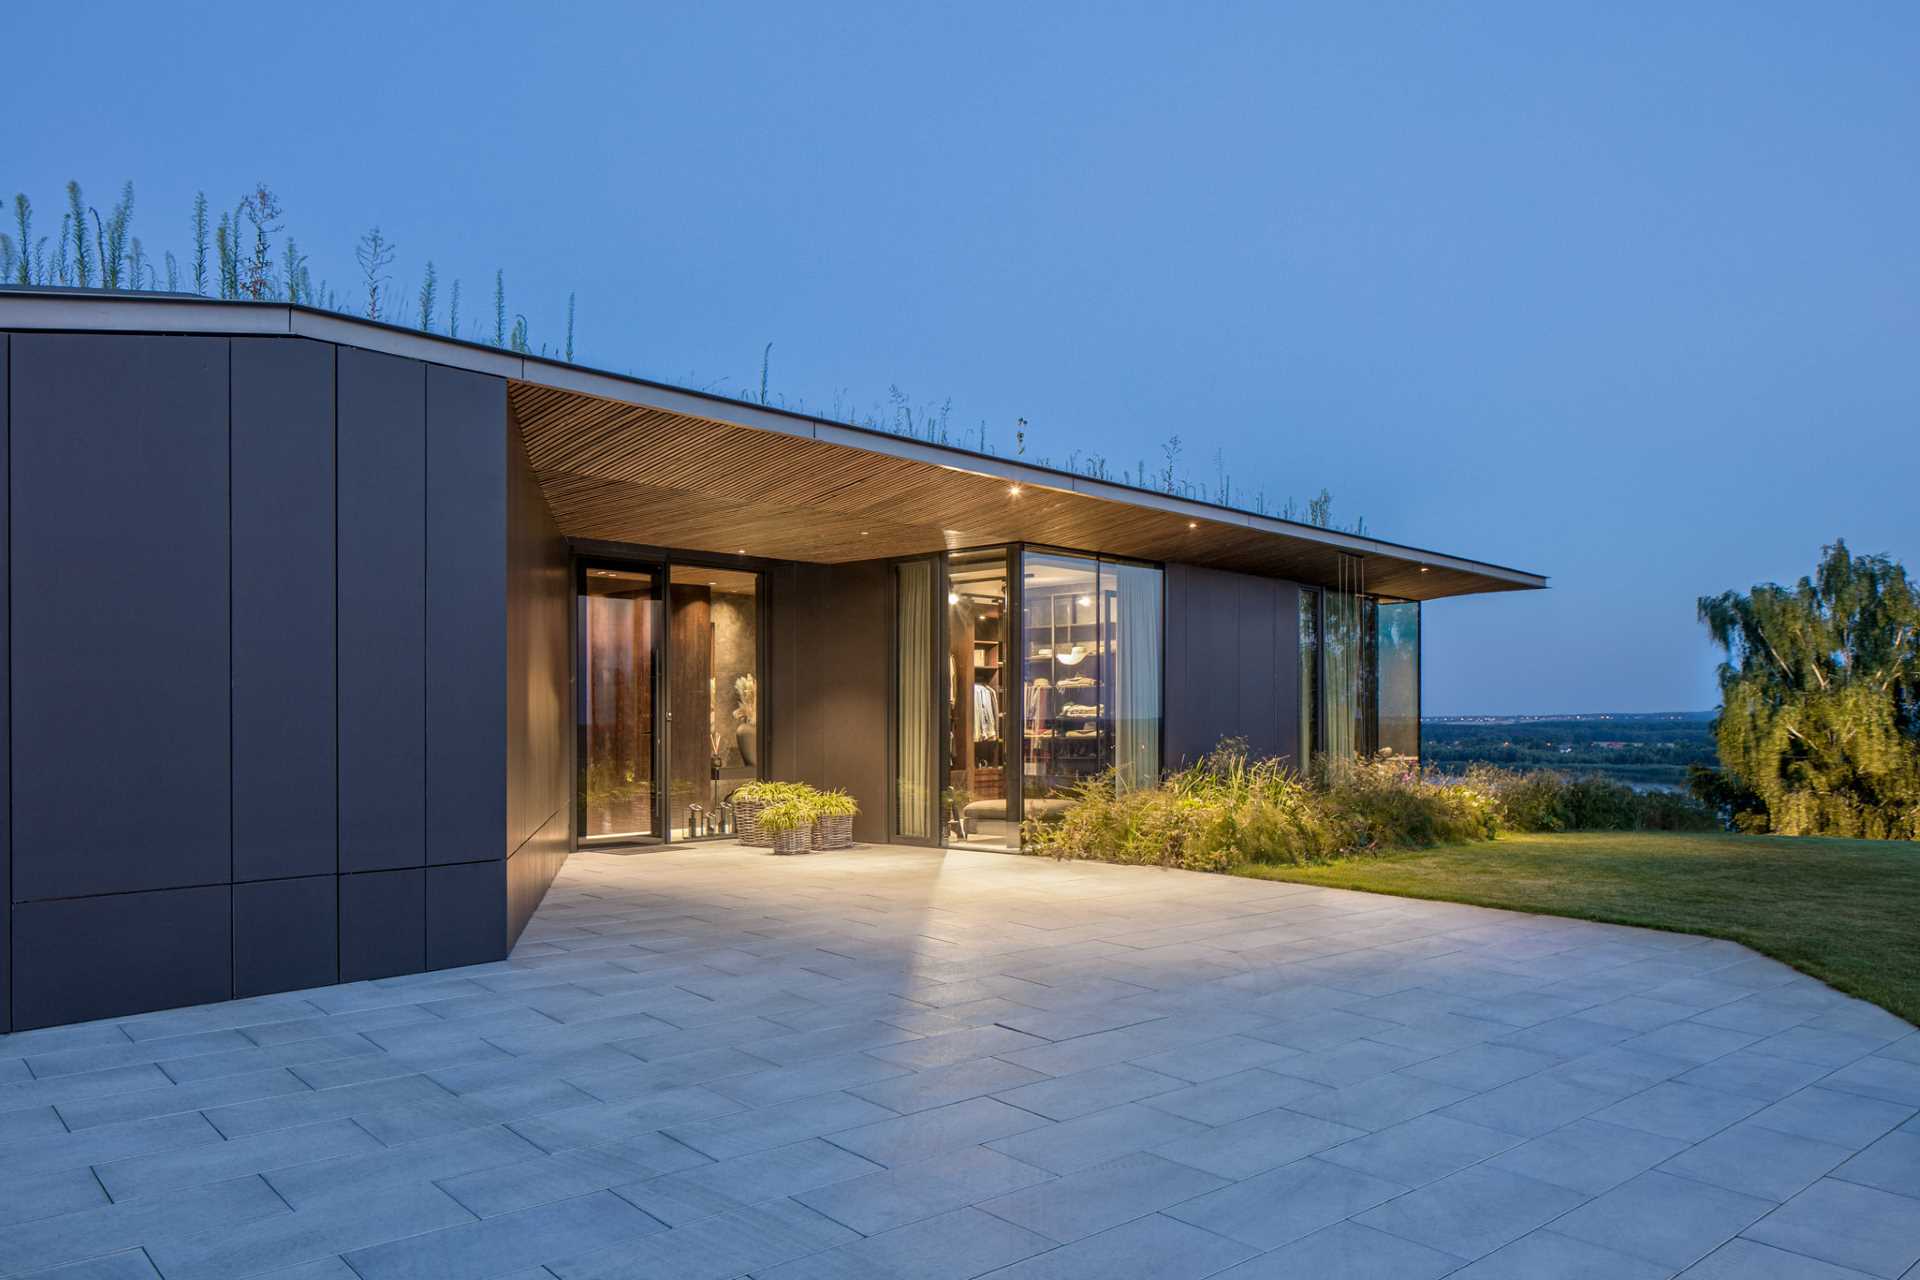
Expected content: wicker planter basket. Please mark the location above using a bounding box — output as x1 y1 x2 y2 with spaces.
769 826 811 856
734 798 770 847
810 815 855 850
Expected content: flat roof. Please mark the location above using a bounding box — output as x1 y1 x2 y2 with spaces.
0 288 1546 600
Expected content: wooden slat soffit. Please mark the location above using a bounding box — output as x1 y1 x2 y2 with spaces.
510 382 1536 601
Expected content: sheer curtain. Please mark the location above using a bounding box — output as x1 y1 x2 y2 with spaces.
1322 554 1365 768
895 561 936 839
1109 561 1163 791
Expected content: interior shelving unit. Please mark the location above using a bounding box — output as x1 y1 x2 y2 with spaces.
1022 586 1110 787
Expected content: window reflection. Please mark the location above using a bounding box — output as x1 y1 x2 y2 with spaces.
1376 601 1420 759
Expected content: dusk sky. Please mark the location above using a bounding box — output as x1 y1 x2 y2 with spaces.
9 2 1915 715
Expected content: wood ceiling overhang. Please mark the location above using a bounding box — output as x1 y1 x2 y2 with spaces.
0 289 1544 601
511 381 1545 602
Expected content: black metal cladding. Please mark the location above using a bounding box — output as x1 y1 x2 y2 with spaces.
0 331 535 1032
1163 563 1304 770
338 346 429 875
232 337 338 882
12 334 233 902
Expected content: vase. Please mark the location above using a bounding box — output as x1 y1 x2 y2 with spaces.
737 724 757 768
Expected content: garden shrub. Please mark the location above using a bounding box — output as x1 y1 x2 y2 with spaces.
1027 742 1497 870
1027 743 1716 873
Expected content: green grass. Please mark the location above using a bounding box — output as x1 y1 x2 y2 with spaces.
1237 831 1920 1027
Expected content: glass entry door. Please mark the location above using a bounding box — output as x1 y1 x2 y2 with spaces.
578 558 764 846
579 565 661 841
947 548 1015 848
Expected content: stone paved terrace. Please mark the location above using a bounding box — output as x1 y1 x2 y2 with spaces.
1 844 1918 1279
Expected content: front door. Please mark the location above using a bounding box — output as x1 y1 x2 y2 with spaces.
578 564 662 842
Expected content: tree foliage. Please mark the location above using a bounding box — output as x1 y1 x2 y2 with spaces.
1698 540 1920 838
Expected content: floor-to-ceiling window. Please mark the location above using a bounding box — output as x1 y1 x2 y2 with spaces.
580 565 659 840
1021 549 1164 817
1376 601 1420 759
1323 557 1365 767
948 548 1015 848
1108 560 1163 790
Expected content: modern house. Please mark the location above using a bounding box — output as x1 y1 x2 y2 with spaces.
0 290 1545 1032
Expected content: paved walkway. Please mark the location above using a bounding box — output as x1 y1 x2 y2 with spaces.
2 844 1918 1279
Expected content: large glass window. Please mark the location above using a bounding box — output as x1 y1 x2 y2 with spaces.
895 559 938 841
1376 601 1420 759
1323 574 1363 766
1021 550 1163 815
581 566 659 839
1022 552 1103 805
1108 560 1163 790
948 548 1015 848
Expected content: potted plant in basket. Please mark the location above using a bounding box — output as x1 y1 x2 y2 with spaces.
755 797 817 856
732 779 810 846
810 790 860 850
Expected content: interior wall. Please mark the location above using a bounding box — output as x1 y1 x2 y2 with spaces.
2 331 525 1032
506 408 572 946
667 585 715 828
767 559 892 843
1163 562 1303 768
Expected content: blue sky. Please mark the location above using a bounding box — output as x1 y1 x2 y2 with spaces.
8 1 1915 714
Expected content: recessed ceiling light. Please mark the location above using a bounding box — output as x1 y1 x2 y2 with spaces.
1419 566 1430 573
1188 521 1198 529
1008 485 1022 496
860 530 869 536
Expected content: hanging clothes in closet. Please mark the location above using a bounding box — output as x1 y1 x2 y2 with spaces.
972 681 1000 741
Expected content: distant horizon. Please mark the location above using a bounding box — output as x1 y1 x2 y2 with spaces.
1423 709 1716 722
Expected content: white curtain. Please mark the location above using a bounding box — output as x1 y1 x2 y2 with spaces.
895 561 935 838
1322 554 1364 767
1110 561 1163 790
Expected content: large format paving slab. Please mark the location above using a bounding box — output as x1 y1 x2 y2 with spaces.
1 843 1916 1279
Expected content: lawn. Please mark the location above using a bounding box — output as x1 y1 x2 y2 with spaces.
1237 831 1920 1027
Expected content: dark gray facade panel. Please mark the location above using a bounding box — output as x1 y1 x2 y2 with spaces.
1272 580 1304 766
1236 576 1282 760
12 887 231 1029
427 367 509 866
428 860 507 970
339 869 425 982
1 335 9 1031
231 338 338 882
233 876 338 997
10 334 231 901
1162 563 1304 769
769 560 891 843
338 347 427 873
